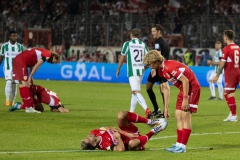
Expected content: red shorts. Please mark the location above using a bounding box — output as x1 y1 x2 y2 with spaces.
119 123 142 151
224 76 240 94
12 56 28 81
176 88 201 113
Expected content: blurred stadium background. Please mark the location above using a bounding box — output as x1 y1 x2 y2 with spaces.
1 0 240 63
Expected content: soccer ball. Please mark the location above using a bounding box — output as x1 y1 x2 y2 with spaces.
159 118 168 130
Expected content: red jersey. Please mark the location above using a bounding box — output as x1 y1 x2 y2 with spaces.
222 43 240 83
90 128 118 151
16 48 51 67
158 60 200 91
29 84 60 106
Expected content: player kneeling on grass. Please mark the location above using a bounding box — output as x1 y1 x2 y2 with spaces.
9 84 69 113
81 111 167 151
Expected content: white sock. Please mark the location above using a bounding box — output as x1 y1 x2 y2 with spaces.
217 82 223 99
11 83 18 102
130 94 137 112
209 82 216 97
5 80 12 101
136 93 147 110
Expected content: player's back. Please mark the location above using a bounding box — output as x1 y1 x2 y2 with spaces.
122 38 149 77
222 43 240 79
18 48 50 67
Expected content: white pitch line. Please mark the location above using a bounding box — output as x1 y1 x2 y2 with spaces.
150 131 240 140
1 131 239 154
0 150 103 154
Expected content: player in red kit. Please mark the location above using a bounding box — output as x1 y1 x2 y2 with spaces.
81 111 168 151
9 84 69 113
143 50 201 153
12 48 60 113
211 30 240 122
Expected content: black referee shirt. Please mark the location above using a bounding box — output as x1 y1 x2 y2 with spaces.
154 37 170 60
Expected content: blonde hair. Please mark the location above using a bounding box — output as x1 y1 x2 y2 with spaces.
143 50 164 65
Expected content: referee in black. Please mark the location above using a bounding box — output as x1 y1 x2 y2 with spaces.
146 24 170 118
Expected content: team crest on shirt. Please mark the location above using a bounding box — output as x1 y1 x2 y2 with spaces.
23 76 28 80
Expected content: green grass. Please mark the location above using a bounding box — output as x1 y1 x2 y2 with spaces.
0 78 240 160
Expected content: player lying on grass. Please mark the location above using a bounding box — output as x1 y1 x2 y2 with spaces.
9 84 69 113
81 111 168 151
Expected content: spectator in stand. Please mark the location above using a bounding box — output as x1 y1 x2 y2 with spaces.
184 47 194 66
199 50 212 66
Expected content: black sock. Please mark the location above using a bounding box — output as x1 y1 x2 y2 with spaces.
147 89 159 111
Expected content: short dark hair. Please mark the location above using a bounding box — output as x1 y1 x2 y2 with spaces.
151 24 163 32
130 28 140 38
223 30 235 41
9 30 17 36
81 141 96 150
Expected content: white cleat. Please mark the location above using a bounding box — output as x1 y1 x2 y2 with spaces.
25 107 41 113
223 115 238 122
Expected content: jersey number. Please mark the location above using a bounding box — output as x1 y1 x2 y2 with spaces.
234 50 239 64
134 49 143 62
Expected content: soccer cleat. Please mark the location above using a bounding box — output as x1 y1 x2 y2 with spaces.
152 119 168 135
147 119 160 127
9 102 21 111
145 108 152 118
164 144 177 152
149 109 161 119
223 115 238 122
5 100 10 107
11 101 15 106
207 96 216 100
170 146 186 153
217 98 223 101
25 107 41 113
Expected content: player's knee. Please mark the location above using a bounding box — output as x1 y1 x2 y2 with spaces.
128 139 140 150
117 111 128 120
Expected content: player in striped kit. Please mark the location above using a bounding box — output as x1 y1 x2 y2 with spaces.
207 41 224 100
116 28 151 118
0 30 24 106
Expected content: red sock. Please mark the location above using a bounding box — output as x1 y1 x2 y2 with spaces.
20 104 25 109
177 129 182 143
137 131 154 147
19 87 32 108
181 128 191 145
127 112 148 123
228 96 237 116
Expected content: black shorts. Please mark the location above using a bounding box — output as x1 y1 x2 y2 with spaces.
147 69 167 84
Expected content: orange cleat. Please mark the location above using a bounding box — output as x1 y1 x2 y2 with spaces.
5 100 10 107
145 108 152 118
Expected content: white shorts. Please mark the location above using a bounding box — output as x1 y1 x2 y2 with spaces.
209 71 223 83
129 76 142 91
3 69 13 80
3 69 18 83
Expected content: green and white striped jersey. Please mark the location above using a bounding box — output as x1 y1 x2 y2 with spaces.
0 41 24 71
121 38 149 77
213 49 223 73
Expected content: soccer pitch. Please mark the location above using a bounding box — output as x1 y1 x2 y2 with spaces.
0 78 239 160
